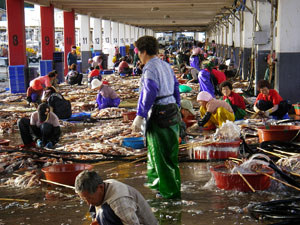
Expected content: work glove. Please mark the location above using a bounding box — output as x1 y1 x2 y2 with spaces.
264 111 270 117
131 115 145 133
26 96 32 104
36 139 43 148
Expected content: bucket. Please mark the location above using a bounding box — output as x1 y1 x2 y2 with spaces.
122 137 145 149
42 164 93 186
122 111 136 122
178 79 187 84
257 125 300 143
185 120 197 128
191 140 240 160
0 139 10 146
210 164 274 192
293 104 300 115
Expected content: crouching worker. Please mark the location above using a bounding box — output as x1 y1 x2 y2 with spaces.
75 170 158 225
26 79 43 105
66 63 83 85
254 80 290 119
220 81 246 120
42 87 72 119
197 91 235 128
18 103 61 149
91 79 120 110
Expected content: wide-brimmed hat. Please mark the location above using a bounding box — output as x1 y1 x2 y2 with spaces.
181 99 196 115
91 79 102 89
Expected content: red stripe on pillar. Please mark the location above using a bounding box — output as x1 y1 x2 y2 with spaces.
40 5 55 60
63 10 75 75
6 0 26 66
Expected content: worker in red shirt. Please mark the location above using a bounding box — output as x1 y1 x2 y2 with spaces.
220 81 246 120
254 80 290 119
211 64 227 84
88 65 102 87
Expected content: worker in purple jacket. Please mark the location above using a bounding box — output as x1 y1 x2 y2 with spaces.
131 36 181 199
91 79 120 110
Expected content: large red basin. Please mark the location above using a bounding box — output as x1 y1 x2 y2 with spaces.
193 141 240 160
210 164 274 192
257 125 300 143
42 164 93 186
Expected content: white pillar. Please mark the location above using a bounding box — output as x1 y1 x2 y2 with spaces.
275 0 300 103
130 25 135 44
135 27 139 40
79 15 91 72
228 16 233 47
102 20 113 68
119 23 125 47
125 24 130 46
111 21 119 47
92 18 102 52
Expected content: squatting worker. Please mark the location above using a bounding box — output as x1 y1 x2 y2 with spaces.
131 36 181 199
75 170 158 225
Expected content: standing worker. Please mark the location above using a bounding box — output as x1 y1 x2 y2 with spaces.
131 36 181 199
75 170 158 225
67 45 77 70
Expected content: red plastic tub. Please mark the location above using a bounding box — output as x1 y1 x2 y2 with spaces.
42 164 93 186
257 125 300 143
210 164 274 192
122 111 137 122
178 79 188 84
0 139 10 146
192 140 240 160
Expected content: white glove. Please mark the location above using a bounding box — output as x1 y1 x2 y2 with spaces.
264 111 270 117
132 115 145 132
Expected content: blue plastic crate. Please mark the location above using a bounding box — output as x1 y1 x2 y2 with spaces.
122 137 145 149
40 60 53 76
120 46 126 57
77 60 82 73
92 52 101 58
9 65 26 93
101 70 114 75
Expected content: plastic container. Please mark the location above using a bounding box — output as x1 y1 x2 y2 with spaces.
120 73 127 77
122 111 136 122
179 85 192 93
257 125 300 143
42 164 93 186
178 79 187 84
122 137 145 149
210 164 274 192
9 65 26 94
101 70 114 75
191 140 240 160
293 104 300 115
40 60 53 76
0 139 10 146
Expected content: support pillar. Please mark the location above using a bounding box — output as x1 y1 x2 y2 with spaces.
119 23 125 56
242 1 254 80
102 20 113 68
275 0 300 103
135 27 139 40
112 21 119 48
6 0 26 66
255 0 271 93
40 5 55 76
63 10 75 76
79 15 91 73
93 18 102 54
130 25 135 44
233 13 241 71
6 0 27 93
125 24 130 46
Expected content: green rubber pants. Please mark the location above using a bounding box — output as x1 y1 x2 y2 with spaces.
146 120 181 199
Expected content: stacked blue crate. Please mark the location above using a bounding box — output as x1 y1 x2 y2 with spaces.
9 65 26 93
77 60 82 73
40 60 53 76
120 46 126 57
92 52 101 58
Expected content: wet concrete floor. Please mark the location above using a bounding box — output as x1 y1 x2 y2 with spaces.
1 158 298 225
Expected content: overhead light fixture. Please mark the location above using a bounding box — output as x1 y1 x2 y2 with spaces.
172 21 176 23
164 15 170 19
